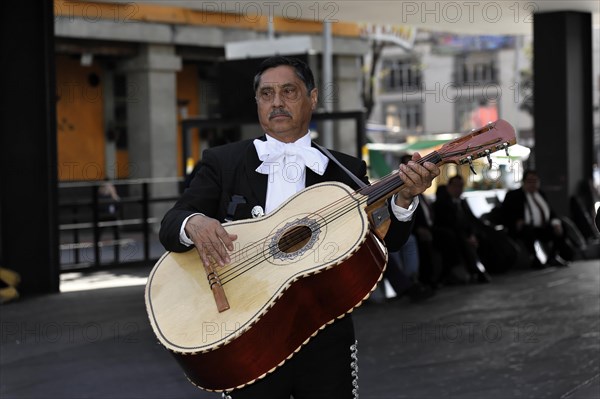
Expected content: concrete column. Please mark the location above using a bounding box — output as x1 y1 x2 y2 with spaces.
335 56 363 156
422 49 453 134
533 12 593 216
0 1 59 293
122 44 181 221
322 20 334 149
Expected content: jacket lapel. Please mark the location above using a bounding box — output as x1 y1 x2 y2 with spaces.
306 142 332 187
305 167 323 187
244 138 268 209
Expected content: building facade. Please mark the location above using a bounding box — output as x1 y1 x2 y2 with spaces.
53 0 369 183
53 1 600 190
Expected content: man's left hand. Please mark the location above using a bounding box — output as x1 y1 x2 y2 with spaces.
395 152 440 209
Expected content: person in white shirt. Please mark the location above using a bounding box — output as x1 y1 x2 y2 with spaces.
501 169 572 268
159 56 439 398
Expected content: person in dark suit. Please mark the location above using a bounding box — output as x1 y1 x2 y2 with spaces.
395 155 463 288
413 191 466 287
432 175 491 283
159 56 440 398
501 169 572 268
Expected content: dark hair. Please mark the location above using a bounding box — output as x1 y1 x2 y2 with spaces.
522 169 538 180
448 175 464 185
253 56 315 95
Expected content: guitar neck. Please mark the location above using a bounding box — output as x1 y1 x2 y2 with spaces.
360 118 517 240
361 151 443 206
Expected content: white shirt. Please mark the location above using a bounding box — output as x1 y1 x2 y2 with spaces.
255 132 328 214
524 191 551 227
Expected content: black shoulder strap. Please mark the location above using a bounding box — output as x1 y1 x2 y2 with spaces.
313 142 368 189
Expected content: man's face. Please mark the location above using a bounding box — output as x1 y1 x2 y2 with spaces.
255 65 317 143
522 173 540 193
447 178 464 198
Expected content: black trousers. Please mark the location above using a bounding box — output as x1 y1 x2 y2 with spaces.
224 315 357 399
516 224 573 262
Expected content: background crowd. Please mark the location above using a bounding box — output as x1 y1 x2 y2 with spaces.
376 161 600 304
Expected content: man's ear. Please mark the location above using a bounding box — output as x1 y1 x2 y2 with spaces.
310 88 318 109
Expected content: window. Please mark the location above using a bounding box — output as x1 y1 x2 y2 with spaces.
112 74 128 149
384 102 423 133
380 58 422 92
455 52 498 86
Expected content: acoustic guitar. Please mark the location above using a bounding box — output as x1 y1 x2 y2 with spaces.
145 119 516 392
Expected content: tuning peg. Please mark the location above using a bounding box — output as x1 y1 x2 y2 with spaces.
503 142 510 157
466 156 477 175
485 149 492 168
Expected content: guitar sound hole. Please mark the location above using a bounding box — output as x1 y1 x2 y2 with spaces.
278 225 312 254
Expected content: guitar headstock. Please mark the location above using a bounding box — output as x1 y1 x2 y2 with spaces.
435 119 517 167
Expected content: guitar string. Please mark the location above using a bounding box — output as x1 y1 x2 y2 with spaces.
217 152 442 284
216 172 399 283
219 170 420 284
219 196 370 284
215 186 372 281
217 152 441 282
217 152 441 283
217 152 441 285
217 161 421 281
217 126 509 281
218 191 372 283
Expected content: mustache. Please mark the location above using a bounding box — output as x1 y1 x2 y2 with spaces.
269 108 291 119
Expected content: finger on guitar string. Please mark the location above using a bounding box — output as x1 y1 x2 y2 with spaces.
198 235 233 266
403 151 440 187
210 228 238 265
421 161 440 184
193 244 215 270
216 228 238 252
410 152 441 181
195 240 226 267
399 162 427 188
397 158 440 200
185 214 237 266
411 152 423 162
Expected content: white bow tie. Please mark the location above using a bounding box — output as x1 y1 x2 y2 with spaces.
253 139 329 176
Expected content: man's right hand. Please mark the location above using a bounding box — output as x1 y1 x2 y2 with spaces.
184 214 238 267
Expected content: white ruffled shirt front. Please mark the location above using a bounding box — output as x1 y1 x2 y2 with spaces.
253 133 329 214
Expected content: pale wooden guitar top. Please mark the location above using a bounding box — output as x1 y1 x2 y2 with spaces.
146 182 370 353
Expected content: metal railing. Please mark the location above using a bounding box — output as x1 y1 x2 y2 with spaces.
58 177 182 272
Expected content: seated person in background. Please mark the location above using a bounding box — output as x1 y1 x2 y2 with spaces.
399 154 456 289
381 234 434 303
501 169 573 268
433 175 491 283
414 190 466 288
376 154 434 302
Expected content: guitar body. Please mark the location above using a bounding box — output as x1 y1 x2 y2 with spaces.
145 182 388 392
